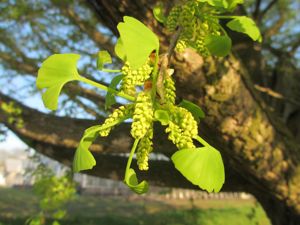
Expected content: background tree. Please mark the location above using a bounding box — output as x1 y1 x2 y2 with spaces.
0 0 300 224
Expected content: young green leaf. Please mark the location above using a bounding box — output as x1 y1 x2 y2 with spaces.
197 0 228 9
73 125 101 172
105 75 124 110
117 16 159 69
226 0 244 11
124 168 149 194
153 3 166 23
115 38 126 61
154 109 170 125
37 53 81 110
73 148 96 173
226 16 262 42
171 147 225 193
178 100 205 122
204 35 232 57
97 50 112 70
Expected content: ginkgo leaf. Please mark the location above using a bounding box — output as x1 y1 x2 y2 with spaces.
226 0 244 11
73 125 102 172
197 0 228 8
97 50 112 70
205 35 232 57
115 38 126 61
178 99 205 122
124 168 149 194
117 16 159 69
153 3 166 23
73 146 96 173
171 147 225 193
37 53 81 110
226 16 262 42
154 109 170 125
105 75 124 110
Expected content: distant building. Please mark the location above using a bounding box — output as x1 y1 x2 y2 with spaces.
0 172 6 186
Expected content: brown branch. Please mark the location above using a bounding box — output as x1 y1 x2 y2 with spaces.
253 0 261 20
54 3 115 55
260 0 277 19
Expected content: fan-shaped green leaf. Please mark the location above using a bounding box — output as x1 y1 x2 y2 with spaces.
178 99 205 122
204 35 232 57
73 125 102 172
73 146 96 173
171 147 225 192
226 16 262 42
37 53 81 110
97 50 112 70
115 38 126 61
153 3 166 23
124 168 149 194
105 75 124 110
154 109 170 125
226 0 244 11
197 0 228 8
117 16 159 69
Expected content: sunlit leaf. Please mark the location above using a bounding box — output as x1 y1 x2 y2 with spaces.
73 147 96 173
37 53 81 110
153 3 166 23
115 38 126 61
226 16 262 42
117 16 159 69
226 0 244 11
178 100 205 122
97 50 112 70
105 75 124 110
154 109 170 125
197 0 228 8
73 125 102 172
205 35 232 57
171 147 225 192
124 168 149 194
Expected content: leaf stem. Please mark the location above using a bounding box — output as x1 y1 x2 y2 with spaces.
195 135 210 147
102 69 121 73
151 51 160 100
84 115 131 137
125 139 140 177
78 76 135 102
214 15 238 19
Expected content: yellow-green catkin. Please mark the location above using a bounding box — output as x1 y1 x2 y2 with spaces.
136 128 153 170
164 76 176 105
99 104 134 137
131 92 153 139
165 106 198 149
166 5 181 32
169 0 222 56
121 61 152 96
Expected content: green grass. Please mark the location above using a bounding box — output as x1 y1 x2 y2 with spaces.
0 187 270 225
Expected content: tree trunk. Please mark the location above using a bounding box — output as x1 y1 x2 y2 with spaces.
172 50 300 225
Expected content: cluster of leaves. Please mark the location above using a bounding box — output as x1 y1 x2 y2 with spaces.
26 165 76 225
37 16 224 194
154 0 262 57
36 0 260 195
0 101 24 128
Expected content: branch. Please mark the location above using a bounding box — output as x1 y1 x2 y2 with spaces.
253 0 261 20
53 3 115 55
260 0 277 19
